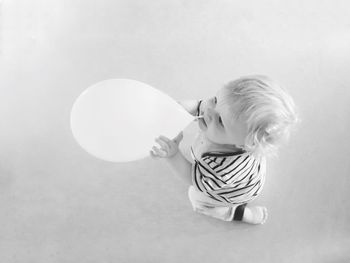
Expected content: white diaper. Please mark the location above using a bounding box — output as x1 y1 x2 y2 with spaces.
188 186 238 221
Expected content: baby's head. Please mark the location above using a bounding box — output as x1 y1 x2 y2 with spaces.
199 75 298 156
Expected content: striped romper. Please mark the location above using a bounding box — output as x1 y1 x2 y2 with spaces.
188 141 266 221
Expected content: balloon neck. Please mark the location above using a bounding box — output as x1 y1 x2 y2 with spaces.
194 115 204 120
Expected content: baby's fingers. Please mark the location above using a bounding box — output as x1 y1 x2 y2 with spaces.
151 146 167 158
150 150 161 159
173 131 183 144
159 132 183 145
158 135 172 144
155 137 170 152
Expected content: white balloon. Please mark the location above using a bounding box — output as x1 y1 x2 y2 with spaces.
70 79 195 162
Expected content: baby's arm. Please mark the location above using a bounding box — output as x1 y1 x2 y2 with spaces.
150 132 192 185
150 99 201 184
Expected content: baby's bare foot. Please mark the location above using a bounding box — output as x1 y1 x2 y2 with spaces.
241 206 268 225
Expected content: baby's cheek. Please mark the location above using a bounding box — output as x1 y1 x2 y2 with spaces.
230 131 247 146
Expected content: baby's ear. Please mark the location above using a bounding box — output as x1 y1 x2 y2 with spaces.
256 125 274 145
264 123 285 145
264 131 273 144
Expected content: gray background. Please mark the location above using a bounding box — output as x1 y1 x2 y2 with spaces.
1 0 349 262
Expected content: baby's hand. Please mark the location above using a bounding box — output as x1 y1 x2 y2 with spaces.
150 132 183 159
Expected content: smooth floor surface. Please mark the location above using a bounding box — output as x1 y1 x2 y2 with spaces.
1 1 350 262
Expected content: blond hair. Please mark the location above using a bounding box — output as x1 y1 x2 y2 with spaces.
224 75 298 157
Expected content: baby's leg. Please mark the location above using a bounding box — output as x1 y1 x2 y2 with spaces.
188 186 235 221
188 186 267 224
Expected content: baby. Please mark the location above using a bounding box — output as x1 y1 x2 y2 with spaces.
150 75 297 225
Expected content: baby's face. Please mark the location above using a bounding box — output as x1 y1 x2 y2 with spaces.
198 87 247 147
